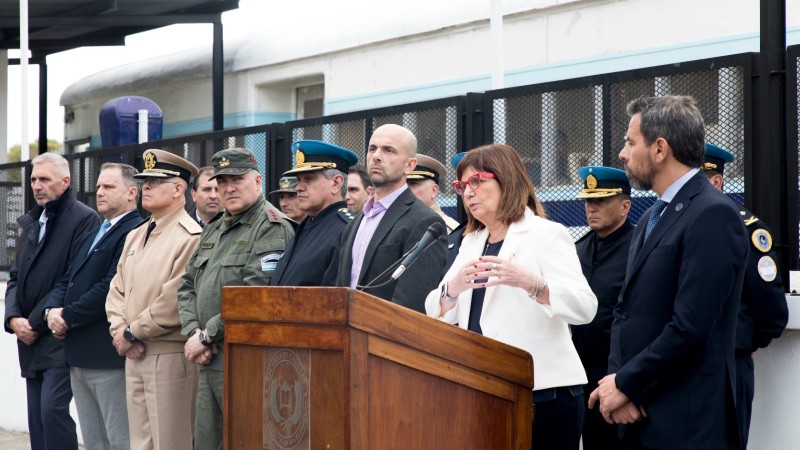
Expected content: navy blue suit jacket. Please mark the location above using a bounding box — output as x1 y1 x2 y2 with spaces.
609 171 747 449
44 210 142 369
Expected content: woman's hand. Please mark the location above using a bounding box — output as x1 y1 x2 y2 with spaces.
474 255 550 304
472 255 531 290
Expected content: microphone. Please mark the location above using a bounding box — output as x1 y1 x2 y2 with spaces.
390 222 445 280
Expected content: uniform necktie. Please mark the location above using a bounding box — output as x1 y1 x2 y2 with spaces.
644 200 668 241
144 221 157 246
88 220 112 255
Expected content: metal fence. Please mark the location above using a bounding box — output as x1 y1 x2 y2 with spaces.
484 54 751 240
1 51 794 275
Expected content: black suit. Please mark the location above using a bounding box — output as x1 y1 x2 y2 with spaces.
43 210 142 369
336 188 447 313
574 220 633 450
3 187 101 450
609 171 747 449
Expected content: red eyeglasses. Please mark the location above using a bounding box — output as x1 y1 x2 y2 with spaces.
452 173 496 196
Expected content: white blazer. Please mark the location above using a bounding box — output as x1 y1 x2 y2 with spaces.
425 208 598 391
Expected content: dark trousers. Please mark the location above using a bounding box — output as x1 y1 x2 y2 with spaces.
581 366 623 450
735 355 755 448
531 385 585 450
26 367 78 450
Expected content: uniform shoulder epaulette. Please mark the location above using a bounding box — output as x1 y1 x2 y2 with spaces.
264 203 292 225
739 209 760 227
337 208 355 223
179 216 203 235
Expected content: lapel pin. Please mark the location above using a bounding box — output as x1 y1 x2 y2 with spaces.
675 203 683 211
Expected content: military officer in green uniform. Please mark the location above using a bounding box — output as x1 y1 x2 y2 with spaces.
177 147 295 450
703 142 788 448
271 140 359 286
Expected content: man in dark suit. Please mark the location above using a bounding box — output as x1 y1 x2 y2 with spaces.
4 153 101 450
44 163 141 450
573 166 633 450
702 143 788 447
188 166 220 227
337 124 447 313
588 96 748 450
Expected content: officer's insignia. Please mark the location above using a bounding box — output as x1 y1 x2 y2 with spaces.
338 208 354 222
295 150 305 166
144 152 156 170
279 178 291 189
586 174 597 190
219 156 230 167
263 348 310 449
261 252 282 272
751 228 772 253
267 209 280 222
757 256 778 282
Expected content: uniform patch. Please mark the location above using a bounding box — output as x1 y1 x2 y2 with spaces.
757 256 778 282
261 252 283 272
200 242 214 249
751 228 772 253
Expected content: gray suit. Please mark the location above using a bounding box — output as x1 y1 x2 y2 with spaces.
337 188 447 313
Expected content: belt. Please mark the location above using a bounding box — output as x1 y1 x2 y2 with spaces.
533 384 584 403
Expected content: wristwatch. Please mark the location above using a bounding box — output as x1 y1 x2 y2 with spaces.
43 308 51 322
198 329 213 347
123 326 138 343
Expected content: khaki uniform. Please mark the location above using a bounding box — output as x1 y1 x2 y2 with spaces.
178 195 294 450
106 204 202 450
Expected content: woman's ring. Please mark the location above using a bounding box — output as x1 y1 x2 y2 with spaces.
492 263 498 270
464 275 470 283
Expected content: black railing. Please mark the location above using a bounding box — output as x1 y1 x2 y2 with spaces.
1 51 797 278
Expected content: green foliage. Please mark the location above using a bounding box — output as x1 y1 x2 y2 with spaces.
7 139 63 162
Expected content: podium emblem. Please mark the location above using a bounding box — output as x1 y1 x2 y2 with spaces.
264 348 310 449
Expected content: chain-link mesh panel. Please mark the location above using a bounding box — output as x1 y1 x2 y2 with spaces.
0 165 28 270
290 119 366 161
372 106 461 219
491 66 747 240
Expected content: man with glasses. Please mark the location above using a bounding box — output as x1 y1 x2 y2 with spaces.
336 124 447 313
106 149 203 450
179 148 295 450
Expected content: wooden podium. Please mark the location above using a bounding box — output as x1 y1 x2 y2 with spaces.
222 287 533 450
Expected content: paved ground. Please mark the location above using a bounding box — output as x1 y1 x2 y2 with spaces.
0 428 32 450
0 429 85 449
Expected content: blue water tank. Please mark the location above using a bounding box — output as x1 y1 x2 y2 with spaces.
99 96 163 148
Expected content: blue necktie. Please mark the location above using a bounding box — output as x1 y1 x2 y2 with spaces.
644 200 668 241
88 221 112 254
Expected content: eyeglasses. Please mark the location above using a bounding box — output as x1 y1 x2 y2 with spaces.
452 172 496 196
140 178 180 187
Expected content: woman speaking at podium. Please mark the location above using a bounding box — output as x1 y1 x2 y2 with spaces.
426 144 597 450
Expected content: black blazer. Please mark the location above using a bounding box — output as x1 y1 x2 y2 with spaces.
336 188 447 313
609 172 747 449
43 210 142 369
4 188 101 377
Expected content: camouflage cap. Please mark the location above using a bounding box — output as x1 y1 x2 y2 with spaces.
269 176 299 195
209 148 260 180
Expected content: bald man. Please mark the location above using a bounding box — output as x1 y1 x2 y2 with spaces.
336 124 447 313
